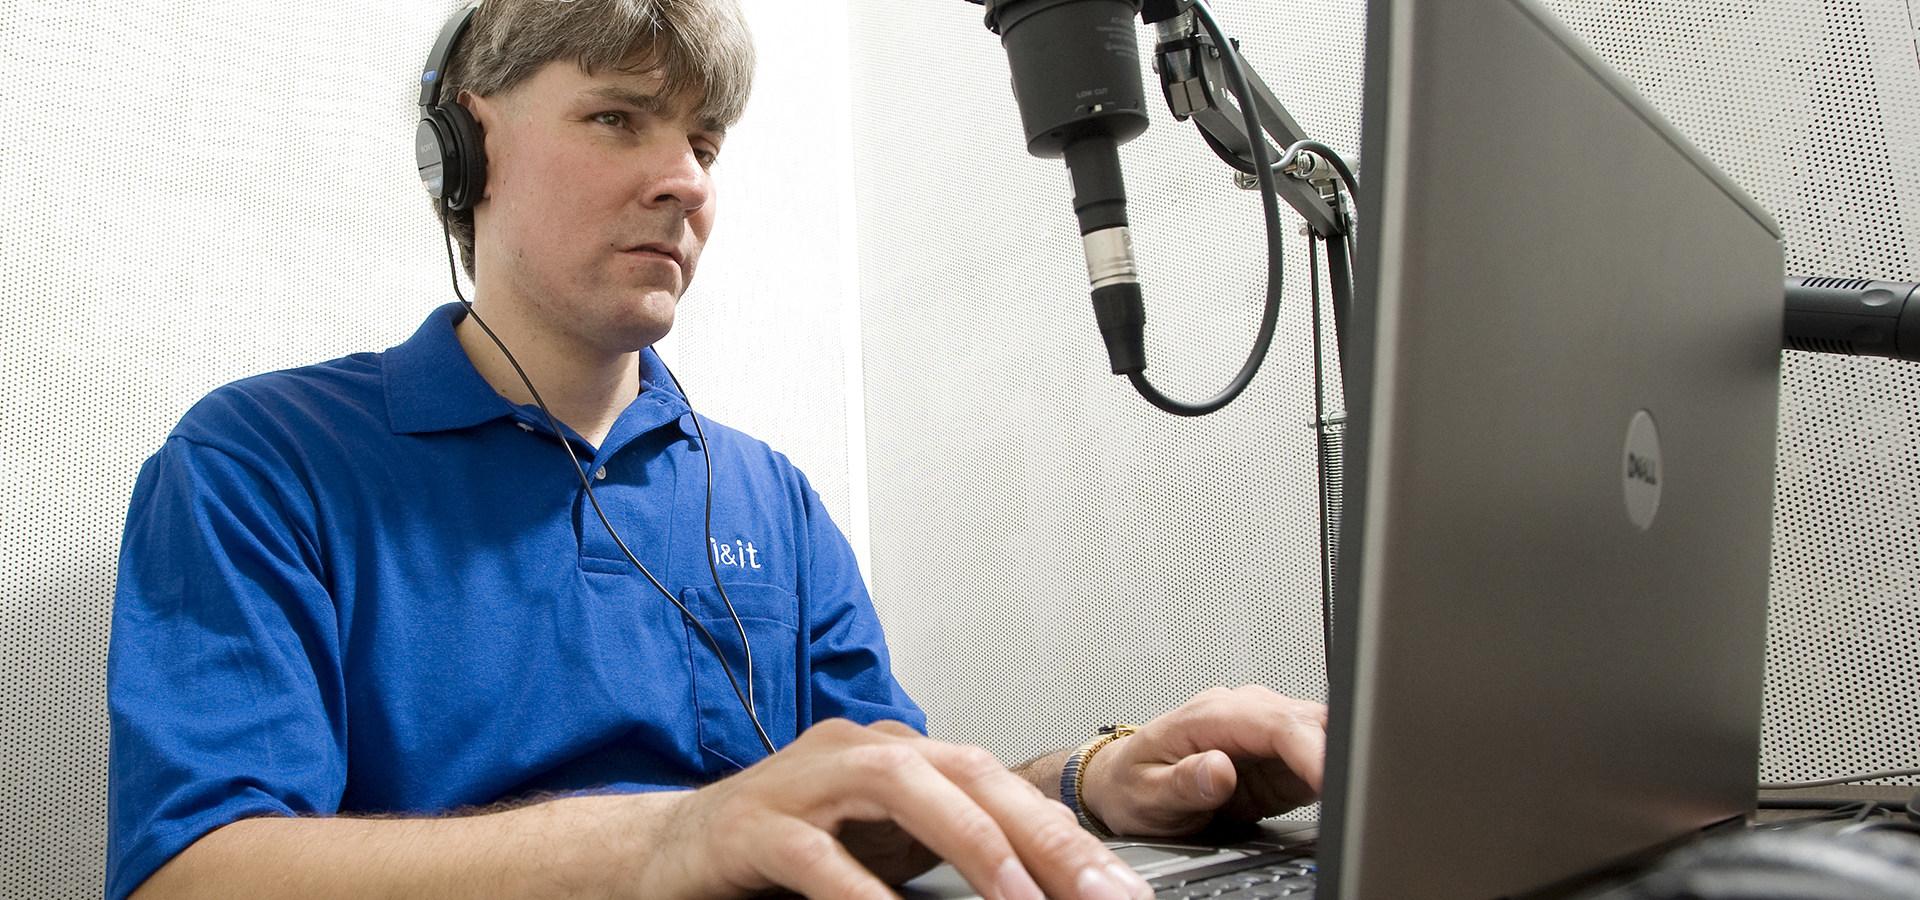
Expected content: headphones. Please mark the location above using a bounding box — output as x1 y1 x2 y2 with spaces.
416 5 487 212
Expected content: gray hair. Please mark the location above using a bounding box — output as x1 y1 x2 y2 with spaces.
438 0 756 277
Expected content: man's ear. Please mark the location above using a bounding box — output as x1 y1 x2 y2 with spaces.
420 89 487 212
456 90 486 126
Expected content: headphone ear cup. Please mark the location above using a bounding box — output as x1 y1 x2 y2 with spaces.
421 101 488 213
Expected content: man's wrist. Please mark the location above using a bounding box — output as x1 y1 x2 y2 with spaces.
625 789 711 900
1058 725 1136 838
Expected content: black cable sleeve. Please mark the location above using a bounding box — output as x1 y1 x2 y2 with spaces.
1092 282 1149 375
1326 225 1354 386
1124 0 1284 417
1065 137 1132 234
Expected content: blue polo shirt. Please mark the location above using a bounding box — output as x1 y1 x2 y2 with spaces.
106 304 922 900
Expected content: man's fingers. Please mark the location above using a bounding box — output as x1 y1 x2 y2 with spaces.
1079 687 1329 837
1102 749 1238 835
830 740 1052 900
683 720 1163 900
1144 687 1329 792
1183 750 1237 808
914 741 1153 900
868 719 924 739
751 815 911 900
1133 750 1235 811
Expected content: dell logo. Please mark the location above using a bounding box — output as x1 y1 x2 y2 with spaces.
1621 410 1663 531
1625 452 1658 486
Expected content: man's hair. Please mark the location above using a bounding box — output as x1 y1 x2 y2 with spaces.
437 0 756 277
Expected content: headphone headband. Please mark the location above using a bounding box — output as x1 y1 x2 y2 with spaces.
420 5 477 110
416 5 486 212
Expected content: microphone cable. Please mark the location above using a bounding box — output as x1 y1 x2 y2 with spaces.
440 222 778 759
1125 0 1286 417
1175 1 1361 669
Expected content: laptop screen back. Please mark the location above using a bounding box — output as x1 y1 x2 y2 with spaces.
1318 1 1784 898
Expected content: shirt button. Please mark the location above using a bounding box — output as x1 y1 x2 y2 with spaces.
594 467 607 480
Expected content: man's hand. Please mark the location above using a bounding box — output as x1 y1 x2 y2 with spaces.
645 719 1158 900
137 719 1160 900
1076 686 1328 837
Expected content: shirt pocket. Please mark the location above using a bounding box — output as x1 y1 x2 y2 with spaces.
680 583 801 774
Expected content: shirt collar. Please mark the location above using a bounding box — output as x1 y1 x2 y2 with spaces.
384 303 692 441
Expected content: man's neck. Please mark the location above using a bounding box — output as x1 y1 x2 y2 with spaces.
453 303 644 449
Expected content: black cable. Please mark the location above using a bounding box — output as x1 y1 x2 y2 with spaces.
1324 216 1354 379
661 372 764 737
1760 769 1920 790
440 224 778 759
1277 141 1360 205
1759 798 1915 813
1124 0 1285 417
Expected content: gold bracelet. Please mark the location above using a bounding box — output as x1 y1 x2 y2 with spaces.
1059 724 1137 838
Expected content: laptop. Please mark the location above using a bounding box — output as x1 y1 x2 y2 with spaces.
912 0 1785 897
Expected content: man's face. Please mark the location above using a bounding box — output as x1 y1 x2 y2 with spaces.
465 59 724 354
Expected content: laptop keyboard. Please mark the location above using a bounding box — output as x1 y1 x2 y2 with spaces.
1146 852 1319 900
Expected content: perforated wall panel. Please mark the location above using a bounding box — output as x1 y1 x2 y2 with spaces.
851 0 1363 782
1542 0 1920 783
3 6 452 895
849 0 1920 794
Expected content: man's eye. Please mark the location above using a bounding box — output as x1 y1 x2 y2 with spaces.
593 112 627 128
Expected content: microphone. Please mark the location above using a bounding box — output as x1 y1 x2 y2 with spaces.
979 0 1152 375
1783 276 1920 361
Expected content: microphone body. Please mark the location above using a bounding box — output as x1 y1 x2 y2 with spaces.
982 0 1149 160
983 0 1152 374
1783 276 1920 361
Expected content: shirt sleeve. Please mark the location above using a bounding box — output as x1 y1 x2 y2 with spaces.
106 432 348 900
794 478 927 734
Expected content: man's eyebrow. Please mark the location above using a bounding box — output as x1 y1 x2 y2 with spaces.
581 85 728 138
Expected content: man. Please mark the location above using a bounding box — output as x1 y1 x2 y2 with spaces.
106 1 1328 898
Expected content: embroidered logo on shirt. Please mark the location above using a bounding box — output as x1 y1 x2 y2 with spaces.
710 538 763 569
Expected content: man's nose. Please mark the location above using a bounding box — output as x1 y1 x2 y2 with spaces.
644 146 711 215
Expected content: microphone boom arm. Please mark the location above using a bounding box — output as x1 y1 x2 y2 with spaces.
1147 1 1347 238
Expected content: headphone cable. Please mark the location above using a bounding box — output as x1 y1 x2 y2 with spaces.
440 223 778 758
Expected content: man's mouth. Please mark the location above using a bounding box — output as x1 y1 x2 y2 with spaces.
625 243 682 267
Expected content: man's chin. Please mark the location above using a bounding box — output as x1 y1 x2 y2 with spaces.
600 300 677 353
